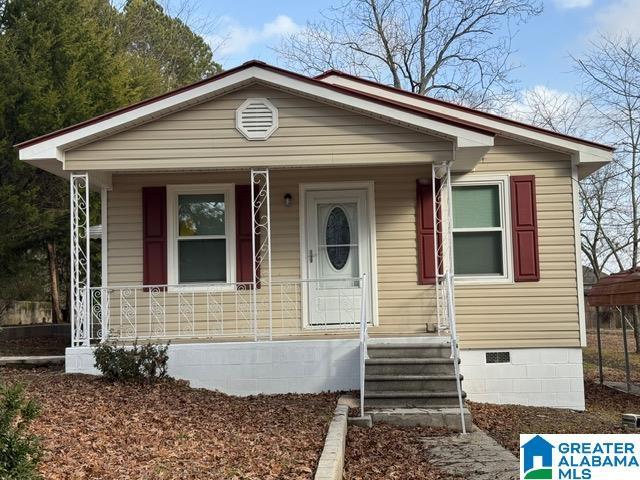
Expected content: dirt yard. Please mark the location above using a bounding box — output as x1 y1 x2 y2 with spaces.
0 367 336 479
583 330 640 382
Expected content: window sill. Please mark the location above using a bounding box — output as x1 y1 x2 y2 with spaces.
166 283 240 294
454 276 513 286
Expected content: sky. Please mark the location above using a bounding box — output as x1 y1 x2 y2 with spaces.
189 0 640 96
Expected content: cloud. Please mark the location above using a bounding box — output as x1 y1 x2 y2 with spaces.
208 15 302 58
594 0 640 36
553 0 592 9
505 85 597 138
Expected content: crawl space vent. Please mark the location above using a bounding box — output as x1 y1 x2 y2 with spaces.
235 98 278 140
486 352 511 364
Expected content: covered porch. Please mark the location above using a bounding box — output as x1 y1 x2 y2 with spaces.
69 162 460 347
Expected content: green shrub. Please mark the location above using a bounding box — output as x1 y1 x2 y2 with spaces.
0 383 42 480
93 342 170 383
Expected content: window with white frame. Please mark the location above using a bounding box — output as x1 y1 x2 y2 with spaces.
167 185 235 285
451 177 510 281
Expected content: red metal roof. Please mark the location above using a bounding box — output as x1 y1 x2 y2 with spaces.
16 60 495 150
587 268 640 307
315 69 615 152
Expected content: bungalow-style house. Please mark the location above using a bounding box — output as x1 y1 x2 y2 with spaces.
17 61 612 413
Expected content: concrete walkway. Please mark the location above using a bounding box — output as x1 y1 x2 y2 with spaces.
422 428 519 480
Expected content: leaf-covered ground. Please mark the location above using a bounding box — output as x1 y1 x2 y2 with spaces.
0 367 337 479
344 423 455 480
0 334 67 356
469 376 640 457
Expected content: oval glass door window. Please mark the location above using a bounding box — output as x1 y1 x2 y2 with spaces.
325 206 351 270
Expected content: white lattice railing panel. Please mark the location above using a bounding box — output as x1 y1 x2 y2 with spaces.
87 277 368 342
70 173 90 347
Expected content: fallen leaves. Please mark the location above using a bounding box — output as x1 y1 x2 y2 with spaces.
0 368 337 479
0 335 67 356
344 423 454 480
468 379 640 457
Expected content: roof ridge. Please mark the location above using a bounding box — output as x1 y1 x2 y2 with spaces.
315 69 614 152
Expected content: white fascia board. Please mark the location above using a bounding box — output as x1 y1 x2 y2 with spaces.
320 74 612 170
23 158 112 190
19 66 493 164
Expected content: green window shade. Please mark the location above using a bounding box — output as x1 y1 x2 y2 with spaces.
178 239 226 282
453 232 503 275
452 185 500 228
178 194 225 236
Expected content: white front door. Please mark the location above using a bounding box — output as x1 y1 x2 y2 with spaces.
304 188 372 326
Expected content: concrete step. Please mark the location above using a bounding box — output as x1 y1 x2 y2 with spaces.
369 407 473 433
365 357 457 375
364 390 466 409
365 374 462 392
367 344 451 359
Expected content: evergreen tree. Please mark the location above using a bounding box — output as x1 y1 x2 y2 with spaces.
0 0 221 321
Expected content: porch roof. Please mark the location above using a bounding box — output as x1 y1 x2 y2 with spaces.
17 61 496 189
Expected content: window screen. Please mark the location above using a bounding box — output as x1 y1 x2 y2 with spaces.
176 193 227 283
452 184 505 277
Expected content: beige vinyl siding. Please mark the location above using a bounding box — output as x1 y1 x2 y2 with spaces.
65 86 451 170
81 83 581 348
454 136 580 348
107 166 437 337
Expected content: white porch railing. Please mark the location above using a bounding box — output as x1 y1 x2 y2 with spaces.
88 276 368 343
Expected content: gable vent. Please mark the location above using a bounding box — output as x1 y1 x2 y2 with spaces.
236 98 278 140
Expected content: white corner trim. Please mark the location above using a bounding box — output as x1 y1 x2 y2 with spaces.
18 65 493 164
166 183 236 287
101 187 109 287
571 165 587 347
235 97 278 140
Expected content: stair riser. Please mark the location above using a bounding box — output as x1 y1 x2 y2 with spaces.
365 379 460 392
365 398 462 408
365 363 456 375
367 347 451 359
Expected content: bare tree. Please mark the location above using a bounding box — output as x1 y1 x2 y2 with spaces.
572 34 640 351
574 35 640 273
275 0 542 109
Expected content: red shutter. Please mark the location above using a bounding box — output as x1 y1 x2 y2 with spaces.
511 175 540 282
417 180 439 285
235 185 259 287
142 186 167 286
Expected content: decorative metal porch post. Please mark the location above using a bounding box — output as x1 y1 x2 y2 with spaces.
70 173 90 347
250 169 273 340
432 161 466 434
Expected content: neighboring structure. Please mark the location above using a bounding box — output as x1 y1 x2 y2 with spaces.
588 268 640 394
17 61 613 411
0 301 52 326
